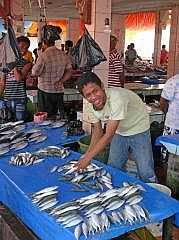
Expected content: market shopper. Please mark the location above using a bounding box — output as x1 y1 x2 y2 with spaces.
32 34 72 119
0 36 32 121
159 74 179 162
125 43 142 65
160 44 168 66
76 71 157 183
108 35 124 88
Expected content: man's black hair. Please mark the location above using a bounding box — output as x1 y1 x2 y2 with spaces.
65 40 73 48
77 71 102 94
17 36 30 48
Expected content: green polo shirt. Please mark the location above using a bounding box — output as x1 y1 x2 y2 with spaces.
86 88 149 136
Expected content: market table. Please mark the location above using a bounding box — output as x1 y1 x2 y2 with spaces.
156 134 179 228
0 123 179 239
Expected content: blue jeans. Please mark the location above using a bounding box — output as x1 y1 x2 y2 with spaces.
5 99 26 121
108 129 157 183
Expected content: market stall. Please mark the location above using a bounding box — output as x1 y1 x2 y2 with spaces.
0 122 178 239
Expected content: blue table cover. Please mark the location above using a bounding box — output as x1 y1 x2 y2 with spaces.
0 123 179 239
156 134 179 227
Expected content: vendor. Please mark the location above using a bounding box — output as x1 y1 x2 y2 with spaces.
76 72 157 183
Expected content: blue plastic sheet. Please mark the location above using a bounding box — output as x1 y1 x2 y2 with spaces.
0 123 178 239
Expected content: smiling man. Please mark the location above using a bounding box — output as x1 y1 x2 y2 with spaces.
76 71 157 183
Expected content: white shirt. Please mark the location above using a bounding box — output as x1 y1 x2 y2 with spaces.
161 74 179 129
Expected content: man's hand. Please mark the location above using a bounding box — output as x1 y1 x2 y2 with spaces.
76 155 91 171
54 80 63 91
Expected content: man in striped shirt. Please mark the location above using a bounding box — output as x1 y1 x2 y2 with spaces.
0 36 32 121
108 35 124 88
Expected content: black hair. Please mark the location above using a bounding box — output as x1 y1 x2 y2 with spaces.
17 36 30 48
162 45 166 48
65 40 73 48
77 72 102 94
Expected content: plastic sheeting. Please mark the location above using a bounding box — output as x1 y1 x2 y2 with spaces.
0 123 179 239
0 20 22 72
71 27 107 71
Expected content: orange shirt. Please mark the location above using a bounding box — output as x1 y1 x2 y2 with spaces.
160 49 168 65
23 51 33 63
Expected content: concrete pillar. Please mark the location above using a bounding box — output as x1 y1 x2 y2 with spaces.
85 0 111 86
168 6 179 78
111 13 126 56
153 11 162 66
82 0 111 134
66 18 81 45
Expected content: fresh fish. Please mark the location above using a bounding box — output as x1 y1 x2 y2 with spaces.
126 195 143 205
74 224 82 240
105 199 125 211
26 128 41 134
63 216 83 228
13 124 26 132
39 199 58 211
48 121 66 129
101 212 110 231
81 221 88 239
13 141 28 150
0 147 9 155
31 186 58 197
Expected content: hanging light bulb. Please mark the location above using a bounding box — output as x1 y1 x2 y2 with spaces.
104 17 111 33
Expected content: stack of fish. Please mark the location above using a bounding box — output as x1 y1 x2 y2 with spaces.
30 186 59 211
9 152 45 166
36 146 70 159
46 182 150 239
0 126 47 156
48 121 66 129
51 160 113 191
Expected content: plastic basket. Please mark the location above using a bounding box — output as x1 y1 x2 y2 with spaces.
78 135 109 164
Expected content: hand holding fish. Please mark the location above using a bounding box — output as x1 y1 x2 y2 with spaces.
77 154 91 171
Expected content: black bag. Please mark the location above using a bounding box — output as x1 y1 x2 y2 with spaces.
43 25 61 44
0 20 22 73
71 27 107 72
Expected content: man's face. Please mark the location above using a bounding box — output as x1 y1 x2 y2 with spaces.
82 82 106 110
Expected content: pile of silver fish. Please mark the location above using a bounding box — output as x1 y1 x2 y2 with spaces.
0 125 47 156
30 186 59 211
9 152 45 166
45 182 149 239
51 160 113 191
36 146 70 158
48 121 66 129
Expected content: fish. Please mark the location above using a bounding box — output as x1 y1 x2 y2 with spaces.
74 225 82 240
0 147 9 155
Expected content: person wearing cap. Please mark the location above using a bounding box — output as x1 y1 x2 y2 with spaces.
32 26 72 119
76 72 157 183
108 35 124 88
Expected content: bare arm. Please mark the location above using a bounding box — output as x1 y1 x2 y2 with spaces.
14 62 32 81
159 96 169 114
54 68 72 90
77 120 120 169
0 72 6 95
86 121 103 154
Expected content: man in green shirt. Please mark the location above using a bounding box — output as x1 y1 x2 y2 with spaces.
77 72 156 183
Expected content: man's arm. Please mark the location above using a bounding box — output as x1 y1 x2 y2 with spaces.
159 96 169 114
77 119 119 170
54 68 72 90
86 121 103 154
0 72 6 95
14 62 32 81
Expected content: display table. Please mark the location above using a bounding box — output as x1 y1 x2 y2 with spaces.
156 134 179 227
124 83 164 101
0 123 178 239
